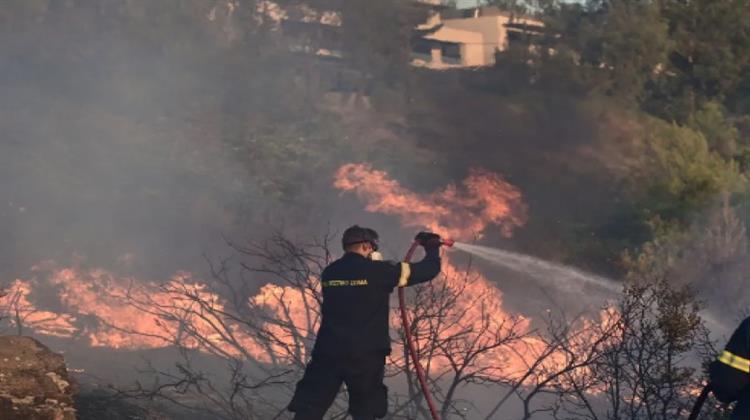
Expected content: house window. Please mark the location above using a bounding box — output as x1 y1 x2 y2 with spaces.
412 39 434 63
413 39 432 55
441 43 461 64
507 30 527 44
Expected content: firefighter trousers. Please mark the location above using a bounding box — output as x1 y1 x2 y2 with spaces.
288 352 388 420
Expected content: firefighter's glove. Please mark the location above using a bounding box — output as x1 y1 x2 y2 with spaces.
415 232 442 250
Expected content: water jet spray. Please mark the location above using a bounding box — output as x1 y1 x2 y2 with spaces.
450 242 620 293
448 242 730 334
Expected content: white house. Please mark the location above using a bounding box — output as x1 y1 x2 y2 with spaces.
412 6 545 69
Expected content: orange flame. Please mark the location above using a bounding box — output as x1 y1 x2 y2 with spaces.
2 279 78 337
0 163 617 391
334 163 528 239
2 263 277 362
406 255 533 378
335 163 617 385
390 255 615 383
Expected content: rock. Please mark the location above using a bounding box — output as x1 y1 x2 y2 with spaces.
0 336 76 420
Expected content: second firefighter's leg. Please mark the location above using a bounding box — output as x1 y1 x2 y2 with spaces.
343 354 388 420
288 355 342 420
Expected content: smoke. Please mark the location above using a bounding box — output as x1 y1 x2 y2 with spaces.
0 9 249 279
0 2 352 281
3 3 736 418
0 2 632 282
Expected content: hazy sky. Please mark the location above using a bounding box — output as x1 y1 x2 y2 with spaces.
457 0 581 7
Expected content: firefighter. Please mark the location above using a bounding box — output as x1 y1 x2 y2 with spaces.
709 316 750 419
287 225 444 420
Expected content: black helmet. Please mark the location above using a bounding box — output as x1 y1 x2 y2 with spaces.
342 225 379 251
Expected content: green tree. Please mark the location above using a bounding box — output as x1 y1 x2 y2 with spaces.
688 102 740 158
635 120 745 222
587 0 671 99
338 0 427 97
534 0 670 100
652 0 750 120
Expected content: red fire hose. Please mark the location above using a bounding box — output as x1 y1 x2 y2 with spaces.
688 384 711 420
399 238 453 420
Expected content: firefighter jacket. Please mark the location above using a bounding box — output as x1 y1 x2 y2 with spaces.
710 316 750 419
311 248 441 357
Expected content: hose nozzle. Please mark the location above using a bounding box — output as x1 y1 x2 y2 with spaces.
415 232 454 249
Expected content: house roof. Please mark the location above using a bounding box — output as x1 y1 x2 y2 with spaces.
447 6 543 25
424 25 483 45
412 0 452 9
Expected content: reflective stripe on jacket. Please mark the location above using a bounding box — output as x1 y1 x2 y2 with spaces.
710 317 750 419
